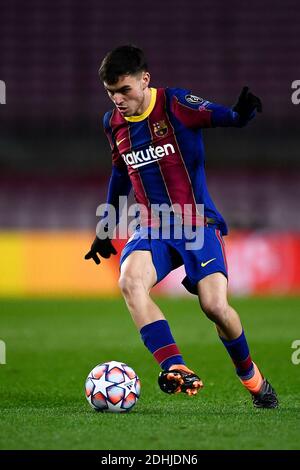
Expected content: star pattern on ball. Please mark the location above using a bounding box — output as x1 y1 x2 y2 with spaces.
91 372 114 397
106 361 126 371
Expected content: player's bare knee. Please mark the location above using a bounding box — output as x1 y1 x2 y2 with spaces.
118 273 144 299
201 298 229 323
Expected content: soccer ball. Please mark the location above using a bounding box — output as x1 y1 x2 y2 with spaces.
85 360 141 413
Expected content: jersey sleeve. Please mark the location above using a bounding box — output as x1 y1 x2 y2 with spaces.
100 112 132 234
168 88 248 129
103 111 128 171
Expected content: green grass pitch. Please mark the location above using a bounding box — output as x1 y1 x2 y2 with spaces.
0 296 299 450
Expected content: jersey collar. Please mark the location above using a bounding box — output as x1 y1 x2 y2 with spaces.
124 88 157 122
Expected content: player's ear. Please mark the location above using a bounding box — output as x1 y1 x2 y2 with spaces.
141 71 150 89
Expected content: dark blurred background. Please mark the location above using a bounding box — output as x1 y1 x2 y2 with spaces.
0 0 299 231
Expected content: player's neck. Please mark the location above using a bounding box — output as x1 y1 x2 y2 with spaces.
135 87 152 115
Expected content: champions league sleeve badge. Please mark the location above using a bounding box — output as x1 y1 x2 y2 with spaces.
185 94 204 105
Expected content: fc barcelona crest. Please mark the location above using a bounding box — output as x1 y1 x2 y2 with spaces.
153 120 168 137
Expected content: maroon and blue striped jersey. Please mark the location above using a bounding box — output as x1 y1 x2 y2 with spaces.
103 87 251 235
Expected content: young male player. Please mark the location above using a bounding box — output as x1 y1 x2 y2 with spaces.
85 45 278 408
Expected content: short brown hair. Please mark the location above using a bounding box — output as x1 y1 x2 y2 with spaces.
99 45 148 84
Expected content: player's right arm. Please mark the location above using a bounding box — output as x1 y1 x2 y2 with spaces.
85 112 132 265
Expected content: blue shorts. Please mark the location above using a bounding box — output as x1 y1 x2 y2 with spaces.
120 225 228 295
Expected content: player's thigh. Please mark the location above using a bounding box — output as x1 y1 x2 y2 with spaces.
180 226 228 296
120 250 157 292
197 272 228 312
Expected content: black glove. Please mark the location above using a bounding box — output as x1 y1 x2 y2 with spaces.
232 86 262 121
84 237 117 265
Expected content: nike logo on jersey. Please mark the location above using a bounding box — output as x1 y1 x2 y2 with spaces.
122 143 176 169
116 137 126 146
201 258 216 267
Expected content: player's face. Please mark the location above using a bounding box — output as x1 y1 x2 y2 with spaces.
104 72 150 117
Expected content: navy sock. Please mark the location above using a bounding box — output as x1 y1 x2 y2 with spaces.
140 319 185 370
220 330 254 380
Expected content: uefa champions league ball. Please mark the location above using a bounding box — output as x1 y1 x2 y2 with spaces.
85 361 141 413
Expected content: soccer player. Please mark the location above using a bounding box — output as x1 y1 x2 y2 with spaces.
85 45 278 408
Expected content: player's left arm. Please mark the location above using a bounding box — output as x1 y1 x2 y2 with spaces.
171 86 262 128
